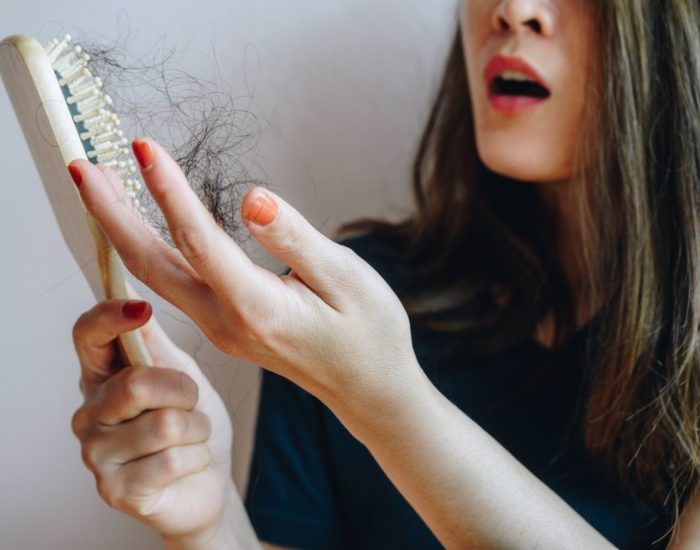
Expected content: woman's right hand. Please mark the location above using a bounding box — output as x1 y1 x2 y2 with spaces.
70 296 236 542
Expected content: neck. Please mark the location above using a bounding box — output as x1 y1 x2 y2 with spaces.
539 179 586 284
534 177 596 340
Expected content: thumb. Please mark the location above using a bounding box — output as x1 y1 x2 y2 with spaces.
73 298 153 396
241 186 353 308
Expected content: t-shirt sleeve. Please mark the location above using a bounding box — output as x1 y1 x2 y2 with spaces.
244 366 343 549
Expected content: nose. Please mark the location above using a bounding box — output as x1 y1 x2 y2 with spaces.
491 0 555 37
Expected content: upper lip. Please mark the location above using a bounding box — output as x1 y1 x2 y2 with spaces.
484 54 550 93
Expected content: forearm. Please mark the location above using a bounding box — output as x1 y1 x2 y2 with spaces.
330 360 614 550
160 481 262 550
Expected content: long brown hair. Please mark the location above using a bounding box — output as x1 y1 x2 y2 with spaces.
335 1 700 535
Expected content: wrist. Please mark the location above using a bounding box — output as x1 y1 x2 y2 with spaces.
159 481 260 550
327 354 434 446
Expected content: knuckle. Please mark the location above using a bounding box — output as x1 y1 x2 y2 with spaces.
278 221 306 256
153 408 186 444
71 407 89 439
337 245 362 276
194 411 212 440
239 315 267 343
176 371 199 405
231 299 270 341
160 447 182 477
174 224 209 265
119 471 161 518
340 243 360 263
71 313 87 347
96 477 121 509
230 311 274 355
129 497 156 519
123 251 153 287
80 442 99 470
122 368 149 407
189 444 210 472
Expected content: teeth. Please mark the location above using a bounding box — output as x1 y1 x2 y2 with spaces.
498 70 534 82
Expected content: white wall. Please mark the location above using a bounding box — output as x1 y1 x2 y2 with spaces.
0 1 457 548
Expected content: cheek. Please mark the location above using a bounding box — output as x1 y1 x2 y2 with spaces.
462 1 490 55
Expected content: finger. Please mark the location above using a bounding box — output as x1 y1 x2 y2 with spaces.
95 408 211 465
242 186 356 310
73 299 153 395
68 158 218 325
130 137 279 305
122 280 192 369
118 443 210 496
95 366 199 425
96 164 204 286
122 279 218 405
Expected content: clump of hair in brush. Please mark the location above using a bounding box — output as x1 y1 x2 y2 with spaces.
65 31 267 249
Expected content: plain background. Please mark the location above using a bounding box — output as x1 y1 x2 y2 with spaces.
0 1 456 548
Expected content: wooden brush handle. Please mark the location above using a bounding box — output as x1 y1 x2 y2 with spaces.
0 34 153 368
112 277 154 368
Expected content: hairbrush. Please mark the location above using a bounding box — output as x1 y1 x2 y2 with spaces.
0 33 152 367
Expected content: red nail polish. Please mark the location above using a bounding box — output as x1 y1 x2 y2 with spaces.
122 300 149 319
68 164 82 188
132 140 155 170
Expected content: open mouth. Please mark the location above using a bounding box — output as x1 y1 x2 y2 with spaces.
484 55 552 114
489 75 551 99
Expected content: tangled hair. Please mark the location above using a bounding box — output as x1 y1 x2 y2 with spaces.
76 32 267 250
335 0 700 539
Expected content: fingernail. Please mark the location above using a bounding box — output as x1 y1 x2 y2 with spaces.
132 139 155 170
243 192 278 226
122 300 149 319
68 163 82 188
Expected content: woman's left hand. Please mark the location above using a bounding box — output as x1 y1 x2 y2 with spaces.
68 137 420 416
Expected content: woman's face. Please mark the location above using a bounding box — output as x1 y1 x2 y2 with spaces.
461 0 595 183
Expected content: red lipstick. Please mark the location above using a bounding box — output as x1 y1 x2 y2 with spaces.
484 54 551 115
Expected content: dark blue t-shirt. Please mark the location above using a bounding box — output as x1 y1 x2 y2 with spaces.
244 233 673 549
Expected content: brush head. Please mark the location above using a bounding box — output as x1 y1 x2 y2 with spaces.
44 34 145 216
0 33 154 366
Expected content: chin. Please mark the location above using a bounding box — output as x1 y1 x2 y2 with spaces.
476 136 573 184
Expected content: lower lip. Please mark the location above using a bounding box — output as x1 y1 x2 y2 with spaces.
487 92 549 115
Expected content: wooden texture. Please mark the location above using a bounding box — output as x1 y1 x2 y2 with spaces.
0 34 152 368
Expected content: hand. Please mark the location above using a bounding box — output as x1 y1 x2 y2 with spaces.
70 293 235 541
68 138 420 414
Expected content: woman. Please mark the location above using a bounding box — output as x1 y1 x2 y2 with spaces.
67 0 700 548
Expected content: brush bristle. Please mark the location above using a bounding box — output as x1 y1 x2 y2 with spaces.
44 35 145 216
